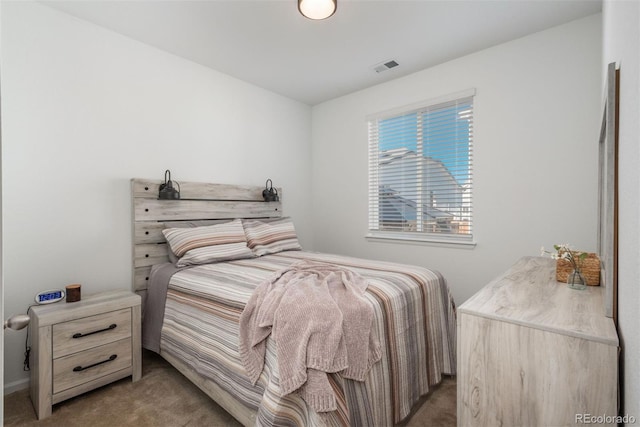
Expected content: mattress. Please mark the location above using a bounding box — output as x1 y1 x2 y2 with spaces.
143 250 456 426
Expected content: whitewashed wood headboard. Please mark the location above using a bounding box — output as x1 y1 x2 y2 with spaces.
131 178 282 296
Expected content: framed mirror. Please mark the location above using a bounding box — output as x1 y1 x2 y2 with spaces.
597 62 619 320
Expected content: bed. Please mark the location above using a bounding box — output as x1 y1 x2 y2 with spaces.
131 178 456 426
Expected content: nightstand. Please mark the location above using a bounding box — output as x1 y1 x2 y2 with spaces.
29 290 141 419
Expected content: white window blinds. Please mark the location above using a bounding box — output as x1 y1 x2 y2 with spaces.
368 90 474 243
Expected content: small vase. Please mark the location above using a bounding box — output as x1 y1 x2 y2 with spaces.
567 269 587 290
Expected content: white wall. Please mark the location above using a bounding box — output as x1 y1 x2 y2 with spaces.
603 1 640 421
310 15 602 306
1 1 312 391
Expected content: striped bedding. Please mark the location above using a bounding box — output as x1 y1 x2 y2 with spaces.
152 251 456 426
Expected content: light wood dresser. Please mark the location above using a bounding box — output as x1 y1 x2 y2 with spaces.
29 290 141 419
457 256 619 427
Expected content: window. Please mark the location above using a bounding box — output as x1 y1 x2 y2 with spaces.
367 90 475 245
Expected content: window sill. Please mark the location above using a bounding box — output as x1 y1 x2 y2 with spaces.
365 232 477 249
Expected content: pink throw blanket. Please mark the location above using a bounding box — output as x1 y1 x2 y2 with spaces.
239 260 382 412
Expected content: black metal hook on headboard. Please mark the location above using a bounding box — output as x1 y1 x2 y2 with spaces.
262 179 279 202
158 169 180 200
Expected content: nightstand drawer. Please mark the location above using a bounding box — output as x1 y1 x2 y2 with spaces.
53 308 132 358
53 338 132 394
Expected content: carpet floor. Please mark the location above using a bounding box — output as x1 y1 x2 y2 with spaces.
4 350 456 427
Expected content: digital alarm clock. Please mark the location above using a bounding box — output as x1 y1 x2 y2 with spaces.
34 289 65 304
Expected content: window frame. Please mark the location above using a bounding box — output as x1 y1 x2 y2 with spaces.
366 89 476 247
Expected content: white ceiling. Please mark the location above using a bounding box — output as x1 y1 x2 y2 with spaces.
42 0 602 105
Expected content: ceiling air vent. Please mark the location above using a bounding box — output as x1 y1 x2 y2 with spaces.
373 60 399 73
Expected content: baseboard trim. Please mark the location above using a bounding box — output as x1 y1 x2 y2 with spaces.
5 378 29 395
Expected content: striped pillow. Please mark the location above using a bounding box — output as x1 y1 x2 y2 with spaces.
162 219 254 267
242 218 302 257
163 220 234 264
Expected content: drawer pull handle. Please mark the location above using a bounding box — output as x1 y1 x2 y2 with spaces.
72 323 117 339
73 354 117 372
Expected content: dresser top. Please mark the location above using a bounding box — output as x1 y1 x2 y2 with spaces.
459 256 618 346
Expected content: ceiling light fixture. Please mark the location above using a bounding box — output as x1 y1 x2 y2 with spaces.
298 0 337 20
